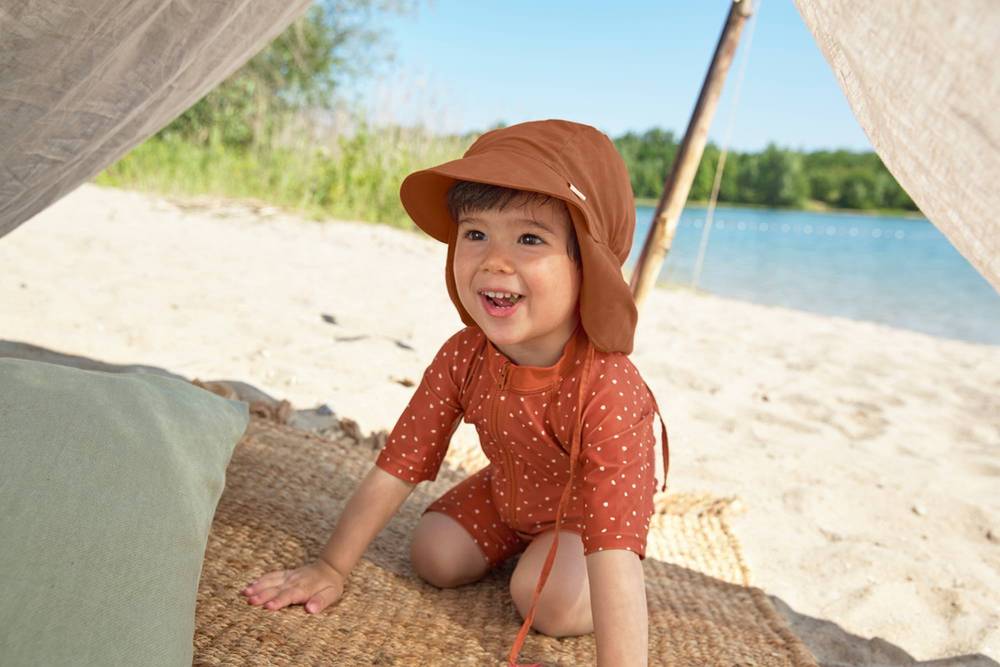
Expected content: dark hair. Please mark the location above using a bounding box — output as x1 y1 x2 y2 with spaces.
446 181 580 263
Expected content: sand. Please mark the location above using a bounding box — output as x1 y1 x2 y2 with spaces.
2 184 997 666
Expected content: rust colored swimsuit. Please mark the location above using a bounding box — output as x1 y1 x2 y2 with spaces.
375 323 668 567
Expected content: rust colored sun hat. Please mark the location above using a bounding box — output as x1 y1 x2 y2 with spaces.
399 119 639 354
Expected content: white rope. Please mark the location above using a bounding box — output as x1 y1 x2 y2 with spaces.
691 0 762 289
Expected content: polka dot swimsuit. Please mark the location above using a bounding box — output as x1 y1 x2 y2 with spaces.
375 323 670 567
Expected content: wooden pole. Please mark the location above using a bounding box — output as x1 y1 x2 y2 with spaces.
630 0 755 306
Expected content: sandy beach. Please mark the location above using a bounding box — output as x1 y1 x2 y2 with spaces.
2 184 997 666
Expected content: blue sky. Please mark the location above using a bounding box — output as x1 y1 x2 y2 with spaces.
350 0 873 152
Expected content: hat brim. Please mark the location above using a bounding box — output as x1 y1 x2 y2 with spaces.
400 151 587 242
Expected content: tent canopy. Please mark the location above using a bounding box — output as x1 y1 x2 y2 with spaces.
0 0 311 235
794 0 999 292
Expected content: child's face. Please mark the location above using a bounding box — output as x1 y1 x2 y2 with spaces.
453 197 581 367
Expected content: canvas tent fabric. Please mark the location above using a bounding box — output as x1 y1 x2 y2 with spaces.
0 0 311 239
793 0 1000 292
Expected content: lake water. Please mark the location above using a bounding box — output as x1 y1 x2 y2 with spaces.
628 205 1000 346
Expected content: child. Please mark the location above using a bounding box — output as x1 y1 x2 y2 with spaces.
241 119 669 666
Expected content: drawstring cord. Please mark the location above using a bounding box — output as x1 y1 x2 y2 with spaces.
505 345 670 666
645 381 670 493
506 341 594 667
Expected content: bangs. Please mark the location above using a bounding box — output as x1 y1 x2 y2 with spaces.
446 181 580 263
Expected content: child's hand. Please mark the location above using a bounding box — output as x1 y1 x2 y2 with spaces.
240 559 346 614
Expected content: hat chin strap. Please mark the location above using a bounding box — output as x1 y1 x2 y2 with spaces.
503 343 670 666
506 340 595 667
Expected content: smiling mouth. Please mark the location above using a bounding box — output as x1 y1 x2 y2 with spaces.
478 289 524 308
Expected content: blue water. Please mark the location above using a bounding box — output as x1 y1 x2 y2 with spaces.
627 205 1000 346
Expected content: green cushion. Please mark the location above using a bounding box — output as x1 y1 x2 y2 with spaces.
0 358 249 666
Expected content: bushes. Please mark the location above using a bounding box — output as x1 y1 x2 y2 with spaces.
95 117 467 229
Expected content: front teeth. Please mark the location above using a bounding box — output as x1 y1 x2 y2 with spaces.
481 290 523 302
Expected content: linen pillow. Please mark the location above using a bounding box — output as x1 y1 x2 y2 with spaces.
0 358 249 666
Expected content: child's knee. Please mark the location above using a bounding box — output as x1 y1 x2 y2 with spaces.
412 550 466 588
411 513 489 588
520 596 593 638
509 575 593 637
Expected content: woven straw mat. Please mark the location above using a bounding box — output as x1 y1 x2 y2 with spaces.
194 417 818 666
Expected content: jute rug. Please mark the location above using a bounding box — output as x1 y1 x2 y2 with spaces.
194 417 818 666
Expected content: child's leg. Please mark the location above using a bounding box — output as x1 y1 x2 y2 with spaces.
412 465 528 588
509 529 593 638
411 511 491 587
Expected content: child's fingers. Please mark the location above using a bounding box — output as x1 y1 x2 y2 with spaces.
262 587 307 611
245 585 284 606
241 569 289 594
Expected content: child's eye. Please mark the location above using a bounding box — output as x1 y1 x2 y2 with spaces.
463 229 485 241
519 234 544 245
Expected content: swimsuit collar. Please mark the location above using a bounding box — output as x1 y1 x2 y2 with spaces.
483 321 587 392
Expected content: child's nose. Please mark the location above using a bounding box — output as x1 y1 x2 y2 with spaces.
481 244 514 273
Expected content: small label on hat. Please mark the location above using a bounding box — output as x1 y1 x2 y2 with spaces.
568 183 587 201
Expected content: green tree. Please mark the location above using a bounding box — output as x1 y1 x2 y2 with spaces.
615 128 677 199
690 143 720 201
807 171 837 203
881 177 916 210
837 169 877 209
735 151 762 204
717 151 744 203
160 0 416 148
613 136 920 212
753 144 808 207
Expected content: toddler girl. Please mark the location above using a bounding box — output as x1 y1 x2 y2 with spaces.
241 119 669 666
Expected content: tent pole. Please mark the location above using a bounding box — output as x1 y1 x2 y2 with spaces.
630 0 755 306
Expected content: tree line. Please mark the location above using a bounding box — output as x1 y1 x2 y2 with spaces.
614 129 917 212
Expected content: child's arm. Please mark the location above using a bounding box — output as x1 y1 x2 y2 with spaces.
241 464 415 613
243 328 476 613
587 550 648 667
317 464 416 579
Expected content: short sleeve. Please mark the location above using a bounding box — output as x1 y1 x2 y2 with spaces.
374 329 477 484
576 356 658 559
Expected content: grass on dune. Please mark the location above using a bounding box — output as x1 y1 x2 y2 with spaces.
95 123 468 229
